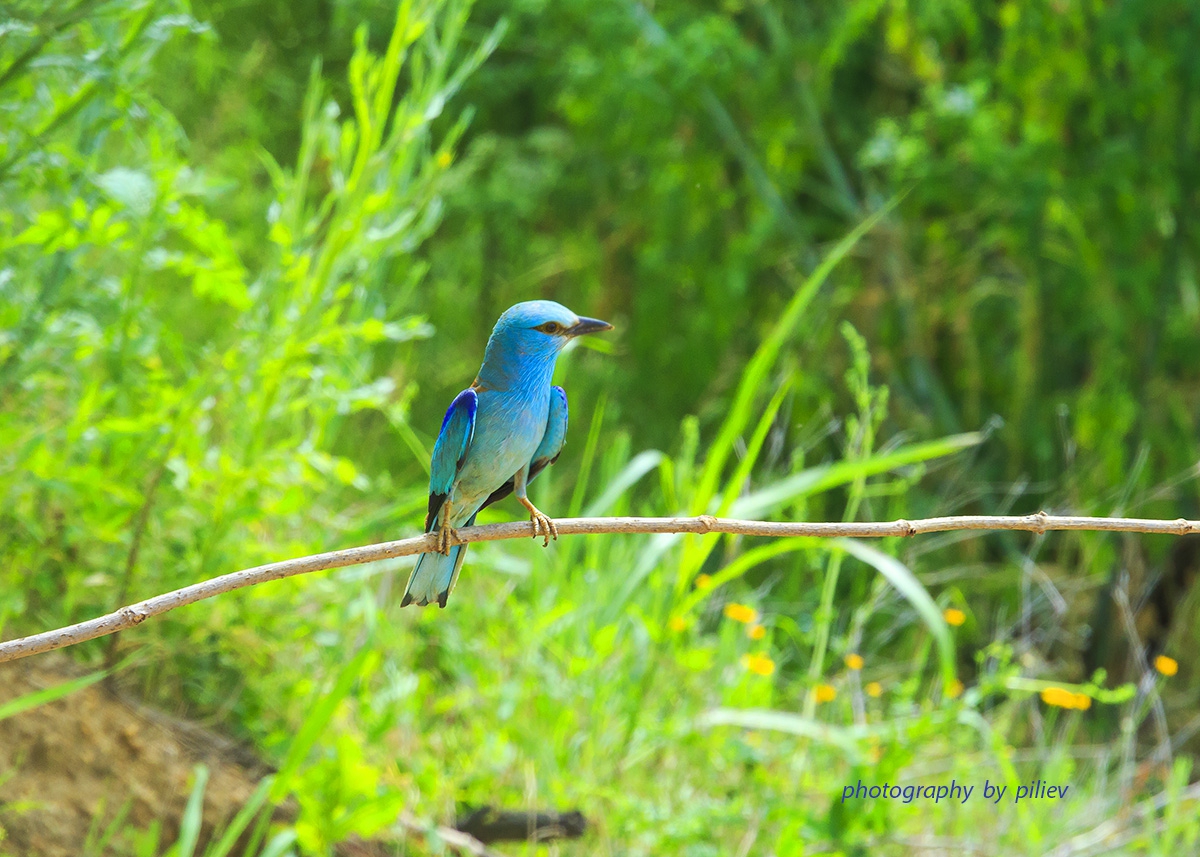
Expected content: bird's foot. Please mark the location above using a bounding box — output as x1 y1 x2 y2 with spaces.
526 503 559 547
435 522 460 555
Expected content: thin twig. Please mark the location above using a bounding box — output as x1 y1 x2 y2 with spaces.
1 513 1197 664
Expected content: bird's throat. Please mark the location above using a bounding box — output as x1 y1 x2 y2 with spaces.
475 351 558 395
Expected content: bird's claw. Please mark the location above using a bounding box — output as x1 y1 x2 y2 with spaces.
435 523 460 556
529 508 559 547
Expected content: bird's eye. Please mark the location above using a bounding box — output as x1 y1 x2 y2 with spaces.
537 322 563 334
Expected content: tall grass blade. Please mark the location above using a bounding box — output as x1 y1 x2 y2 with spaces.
673 375 797 592
170 764 209 857
582 450 665 518
835 539 955 685
699 708 861 757
201 776 275 857
0 666 110 721
689 198 899 519
256 830 298 857
730 432 981 519
675 539 815 618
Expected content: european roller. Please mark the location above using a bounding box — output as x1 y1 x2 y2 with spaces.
401 300 613 608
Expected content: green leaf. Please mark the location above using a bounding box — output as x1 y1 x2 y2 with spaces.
94 167 156 216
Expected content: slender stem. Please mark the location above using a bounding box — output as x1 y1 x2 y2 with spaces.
1 512 1197 664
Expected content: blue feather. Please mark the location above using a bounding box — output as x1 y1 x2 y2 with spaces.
401 302 610 608
402 513 476 608
480 386 568 510
425 389 477 531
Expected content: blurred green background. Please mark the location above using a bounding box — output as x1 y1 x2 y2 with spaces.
3 0 1200 853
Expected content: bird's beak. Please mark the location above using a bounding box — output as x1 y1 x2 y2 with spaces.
566 317 614 337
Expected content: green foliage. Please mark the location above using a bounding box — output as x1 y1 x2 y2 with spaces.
0 0 491 725
4 0 1200 854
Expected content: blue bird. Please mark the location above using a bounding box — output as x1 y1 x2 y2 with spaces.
401 300 613 608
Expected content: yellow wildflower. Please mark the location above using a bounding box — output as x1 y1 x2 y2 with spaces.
436 151 453 168
723 603 758 624
865 681 883 698
747 624 766 640
946 679 963 699
1073 693 1092 710
667 615 687 633
943 608 966 627
1155 655 1179 677
844 653 864 671
695 573 713 589
1040 687 1078 709
741 653 776 677
815 684 837 703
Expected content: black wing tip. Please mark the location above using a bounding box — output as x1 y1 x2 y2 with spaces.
426 491 448 532
437 591 449 608
400 593 413 608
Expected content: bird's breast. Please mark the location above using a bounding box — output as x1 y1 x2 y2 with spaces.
451 386 550 512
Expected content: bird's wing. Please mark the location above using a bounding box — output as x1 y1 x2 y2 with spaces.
425 388 478 531
480 385 568 511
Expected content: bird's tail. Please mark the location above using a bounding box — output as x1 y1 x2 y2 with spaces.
401 514 474 608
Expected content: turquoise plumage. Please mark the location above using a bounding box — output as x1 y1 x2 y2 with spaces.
401 301 612 608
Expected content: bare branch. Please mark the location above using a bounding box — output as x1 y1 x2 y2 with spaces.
2 513 1196 664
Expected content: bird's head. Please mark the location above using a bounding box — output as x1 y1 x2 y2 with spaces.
477 300 613 389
